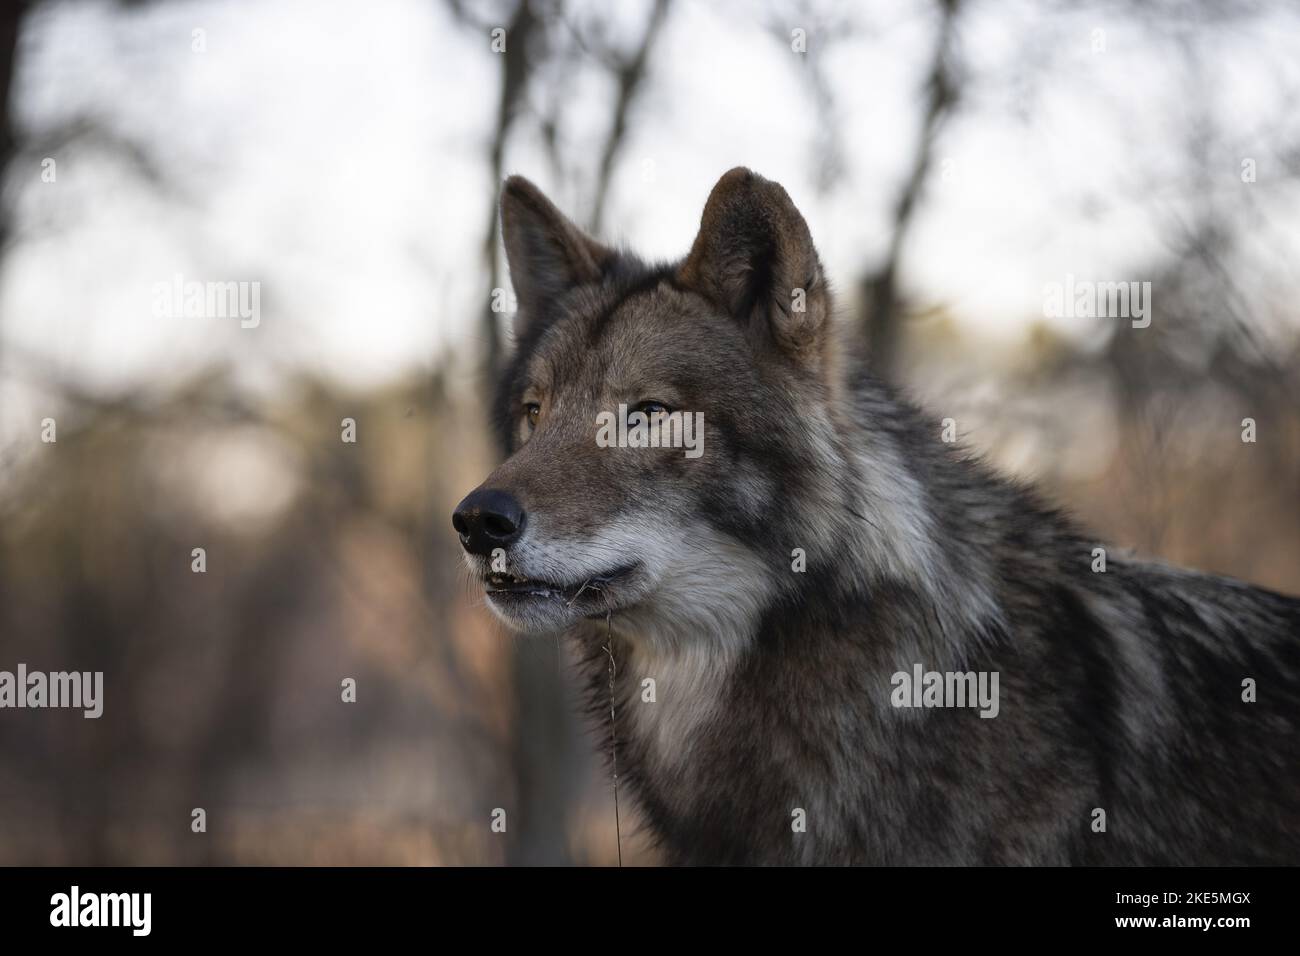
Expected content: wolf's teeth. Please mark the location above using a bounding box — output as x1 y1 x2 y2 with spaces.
487 571 534 588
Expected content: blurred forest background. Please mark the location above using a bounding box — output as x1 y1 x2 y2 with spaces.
0 0 1298 865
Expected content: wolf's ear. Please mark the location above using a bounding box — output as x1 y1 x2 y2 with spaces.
500 176 612 331
678 168 829 359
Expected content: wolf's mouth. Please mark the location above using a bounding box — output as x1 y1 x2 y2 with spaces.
484 564 638 608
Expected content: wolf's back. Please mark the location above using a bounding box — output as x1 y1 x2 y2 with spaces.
1076 560 1300 864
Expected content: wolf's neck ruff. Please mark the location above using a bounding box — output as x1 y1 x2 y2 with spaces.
570 380 1019 852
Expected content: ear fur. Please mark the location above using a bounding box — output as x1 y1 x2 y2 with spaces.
500 176 613 332
677 167 829 358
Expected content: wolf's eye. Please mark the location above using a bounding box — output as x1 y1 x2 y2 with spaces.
523 402 541 430
633 401 672 419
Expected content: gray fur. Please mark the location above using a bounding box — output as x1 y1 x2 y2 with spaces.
455 169 1300 865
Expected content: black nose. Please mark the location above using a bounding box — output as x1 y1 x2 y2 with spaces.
452 488 526 555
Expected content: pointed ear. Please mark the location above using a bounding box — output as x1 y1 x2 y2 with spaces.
677 168 829 359
500 176 612 331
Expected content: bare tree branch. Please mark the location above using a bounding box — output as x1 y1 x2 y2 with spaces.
587 0 671 234
860 0 962 377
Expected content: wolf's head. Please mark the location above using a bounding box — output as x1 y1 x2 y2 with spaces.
454 168 858 643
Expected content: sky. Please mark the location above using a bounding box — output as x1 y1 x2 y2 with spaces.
1 0 1298 439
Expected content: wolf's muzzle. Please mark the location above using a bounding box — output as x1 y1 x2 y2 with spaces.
452 488 525 555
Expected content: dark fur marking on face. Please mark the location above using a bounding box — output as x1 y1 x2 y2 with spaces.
586 261 680 348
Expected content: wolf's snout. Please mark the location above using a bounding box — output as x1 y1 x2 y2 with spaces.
452 488 525 555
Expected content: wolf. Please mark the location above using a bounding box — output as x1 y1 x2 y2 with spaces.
452 167 1300 865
